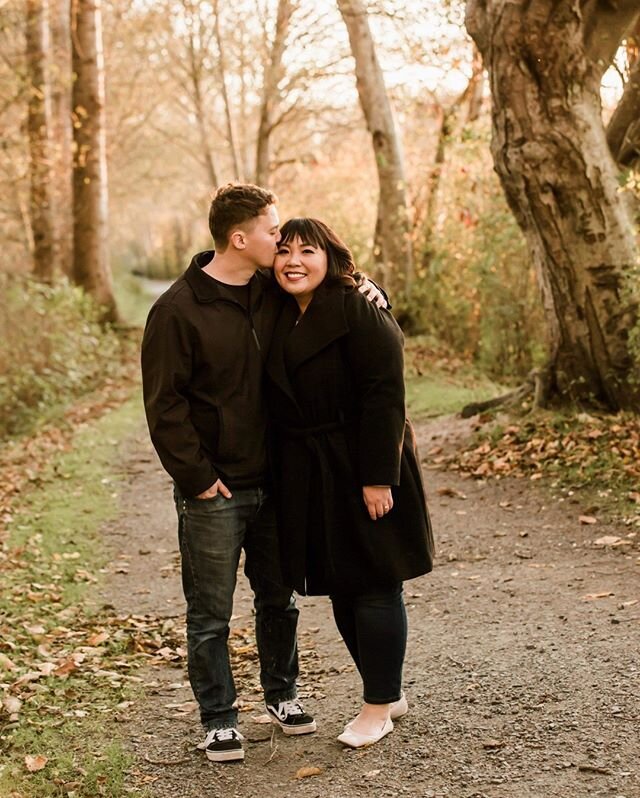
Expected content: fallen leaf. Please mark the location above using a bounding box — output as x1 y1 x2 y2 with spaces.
87 631 109 646
23 624 46 636
251 713 272 724
53 658 78 677
295 766 323 779
579 516 598 525
3 696 22 714
436 486 467 499
0 653 17 671
25 755 48 772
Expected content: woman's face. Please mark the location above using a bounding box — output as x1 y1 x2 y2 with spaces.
274 236 328 311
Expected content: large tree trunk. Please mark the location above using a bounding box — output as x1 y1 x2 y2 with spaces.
26 0 56 281
466 0 640 410
254 0 293 187
71 0 118 322
337 0 412 294
50 0 73 275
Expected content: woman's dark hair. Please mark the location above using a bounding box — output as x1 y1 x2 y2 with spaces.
278 218 356 287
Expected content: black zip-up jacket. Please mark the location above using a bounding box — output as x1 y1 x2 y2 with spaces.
141 251 282 497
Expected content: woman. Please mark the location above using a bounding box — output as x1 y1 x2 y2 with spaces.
266 218 434 748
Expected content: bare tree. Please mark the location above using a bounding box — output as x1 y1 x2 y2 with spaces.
466 0 640 410
255 0 294 186
212 0 242 180
71 0 118 321
26 0 56 280
337 0 412 293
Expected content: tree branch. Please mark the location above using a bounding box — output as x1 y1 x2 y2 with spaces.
607 54 640 166
582 1 639 75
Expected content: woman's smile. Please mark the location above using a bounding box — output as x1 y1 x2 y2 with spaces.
274 236 329 312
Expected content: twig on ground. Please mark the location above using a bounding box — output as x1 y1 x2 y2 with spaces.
264 725 279 764
144 754 190 766
577 764 612 775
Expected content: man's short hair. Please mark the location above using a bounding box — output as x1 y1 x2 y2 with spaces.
208 183 277 251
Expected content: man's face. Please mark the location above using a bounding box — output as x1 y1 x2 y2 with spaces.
241 205 281 268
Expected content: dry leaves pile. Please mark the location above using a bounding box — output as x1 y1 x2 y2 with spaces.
433 412 640 504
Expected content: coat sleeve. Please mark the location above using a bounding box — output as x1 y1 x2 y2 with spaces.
141 303 219 496
342 290 406 486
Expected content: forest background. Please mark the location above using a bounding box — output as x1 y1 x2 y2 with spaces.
1 2 640 795
1 0 639 437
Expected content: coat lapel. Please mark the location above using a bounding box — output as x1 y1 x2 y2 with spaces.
285 286 349 373
266 286 350 409
266 298 300 407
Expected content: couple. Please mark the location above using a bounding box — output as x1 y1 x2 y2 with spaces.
141 183 434 763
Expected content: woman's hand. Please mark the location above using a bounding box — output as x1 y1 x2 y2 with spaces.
362 485 393 521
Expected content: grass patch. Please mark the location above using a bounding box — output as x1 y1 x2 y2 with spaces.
0 396 148 798
403 333 509 419
405 371 506 418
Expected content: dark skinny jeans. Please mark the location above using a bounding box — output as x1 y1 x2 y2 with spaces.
330 584 407 704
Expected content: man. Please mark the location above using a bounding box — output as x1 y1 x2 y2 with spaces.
142 183 314 763
141 183 383 764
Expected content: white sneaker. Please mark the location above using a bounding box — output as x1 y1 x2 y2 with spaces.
201 727 244 762
265 698 317 735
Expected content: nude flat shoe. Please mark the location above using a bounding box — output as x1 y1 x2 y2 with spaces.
337 717 393 748
390 693 408 720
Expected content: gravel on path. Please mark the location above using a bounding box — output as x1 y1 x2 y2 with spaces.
102 418 640 798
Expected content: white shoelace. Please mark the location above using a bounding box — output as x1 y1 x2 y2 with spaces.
204 727 243 747
276 699 304 719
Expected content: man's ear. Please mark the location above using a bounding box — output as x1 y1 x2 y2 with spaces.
230 230 246 250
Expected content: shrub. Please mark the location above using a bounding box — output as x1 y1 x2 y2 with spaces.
0 275 130 438
399 119 547 381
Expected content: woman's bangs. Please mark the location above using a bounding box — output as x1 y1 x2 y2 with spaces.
279 218 326 250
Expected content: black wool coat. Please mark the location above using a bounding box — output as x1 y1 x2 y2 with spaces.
266 284 435 596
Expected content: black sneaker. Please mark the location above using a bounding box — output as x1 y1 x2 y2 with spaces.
265 698 317 735
203 727 245 762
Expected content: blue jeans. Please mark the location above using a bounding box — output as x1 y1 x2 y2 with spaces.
330 584 407 704
174 486 299 730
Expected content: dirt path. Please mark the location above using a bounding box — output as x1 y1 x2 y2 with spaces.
103 418 640 798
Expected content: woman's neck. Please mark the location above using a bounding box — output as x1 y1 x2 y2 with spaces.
295 294 313 315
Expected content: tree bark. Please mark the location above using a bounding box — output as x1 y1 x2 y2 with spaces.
71 0 118 322
26 0 56 281
337 0 413 294
466 0 640 410
255 0 293 187
50 0 73 275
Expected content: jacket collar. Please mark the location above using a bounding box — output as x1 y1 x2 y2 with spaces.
267 285 350 407
184 250 266 311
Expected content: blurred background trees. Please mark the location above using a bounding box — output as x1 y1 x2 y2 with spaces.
2 0 639 421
